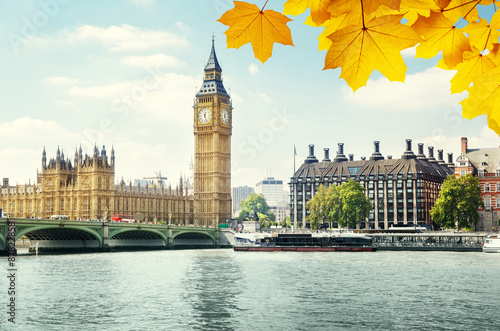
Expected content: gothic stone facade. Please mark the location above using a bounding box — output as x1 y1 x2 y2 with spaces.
1 146 193 223
290 140 455 229
193 40 232 226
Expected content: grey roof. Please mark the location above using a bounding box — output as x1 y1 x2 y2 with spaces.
197 39 228 97
291 151 453 183
465 147 500 173
205 39 222 71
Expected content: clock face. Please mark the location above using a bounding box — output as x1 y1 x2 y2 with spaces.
221 108 230 125
198 108 211 124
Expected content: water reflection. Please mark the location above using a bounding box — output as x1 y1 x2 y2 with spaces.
182 250 242 330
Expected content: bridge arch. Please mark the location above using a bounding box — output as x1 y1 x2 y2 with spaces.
108 228 167 242
0 234 5 250
172 230 216 244
16 225 103 247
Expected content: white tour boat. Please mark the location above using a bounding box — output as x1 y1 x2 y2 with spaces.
483 234 500 253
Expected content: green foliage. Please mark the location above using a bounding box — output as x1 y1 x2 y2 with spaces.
238 193 270 219
238 193 276 228
306 180 372 229
280 216 291 228
337 179 372 229
431 174 483 230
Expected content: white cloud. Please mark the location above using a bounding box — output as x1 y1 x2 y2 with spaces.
58 24 188 51
248 64 259 75
249 91 272 103
53 100 76 107
120 54 181 68
68 81 135 99
0 117 191 188
401 46 417 58
46 76 79 85
175 22 190 32
418 125 500 160
342 67 464 111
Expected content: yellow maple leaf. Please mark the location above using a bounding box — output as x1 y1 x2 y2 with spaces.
284 0 333 25
461 66 500 135
400 0 445 24
412 11 471 68
449 51 496 93
324 14 422 91
218 1 294 63
462 17 500 52
442 0 479 23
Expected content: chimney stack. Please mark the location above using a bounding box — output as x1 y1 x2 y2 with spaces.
334 143 348 162
402 139 416 159
428 146 436 162
323 148 331 162
370 140 384 160
349 154 354 161
447 153 455 169
437 149 445 163
305 144 319 164
461 137 468 154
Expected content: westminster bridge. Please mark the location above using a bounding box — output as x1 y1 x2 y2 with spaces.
0 218 235 255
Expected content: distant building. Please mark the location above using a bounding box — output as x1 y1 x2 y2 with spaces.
0 146 192 222
455 137 500 231
289 140 455 229
256 177 289 223
232 186 254 217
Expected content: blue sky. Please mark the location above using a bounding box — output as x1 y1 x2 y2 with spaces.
1 0 499 189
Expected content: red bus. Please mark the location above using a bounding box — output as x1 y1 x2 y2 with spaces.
111 214 136 223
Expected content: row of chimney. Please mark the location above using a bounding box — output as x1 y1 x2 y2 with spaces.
305 139 454 167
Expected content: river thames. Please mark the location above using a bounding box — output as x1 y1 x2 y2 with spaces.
1 249 499 330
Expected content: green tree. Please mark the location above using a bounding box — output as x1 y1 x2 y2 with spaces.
238 193 270 219
238 193 275 228
431 174 483 230
280 216 291 228
306 184 329 230
337 179 372 229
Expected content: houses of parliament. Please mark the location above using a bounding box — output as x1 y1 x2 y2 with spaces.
0 40 233 226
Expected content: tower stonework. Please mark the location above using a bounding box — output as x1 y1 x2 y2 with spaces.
193 40 232 226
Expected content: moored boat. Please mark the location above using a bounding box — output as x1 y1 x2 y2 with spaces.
234 232 376 252
483 234 500 253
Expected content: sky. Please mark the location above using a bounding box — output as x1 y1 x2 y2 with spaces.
1 0 499 191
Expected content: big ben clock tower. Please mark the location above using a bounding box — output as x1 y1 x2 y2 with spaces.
193 38 232 226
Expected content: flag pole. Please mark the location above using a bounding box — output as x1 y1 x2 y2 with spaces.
293 144 296 175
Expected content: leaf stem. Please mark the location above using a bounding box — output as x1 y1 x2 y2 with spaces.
361 0 365 29
261 0 269 12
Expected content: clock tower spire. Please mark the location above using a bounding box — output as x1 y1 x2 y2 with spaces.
193 38 232 226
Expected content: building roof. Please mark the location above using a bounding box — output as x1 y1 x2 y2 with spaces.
291 141 454 183
204 38 221 71
196 38 228 97
465 147 500 173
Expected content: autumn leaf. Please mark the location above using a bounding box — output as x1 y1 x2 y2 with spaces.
449 51 496 93
324 14 421 91
461 66 500 135
462 18 500 52
412 11 471 68
284 0 332 25
218 1 294 63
